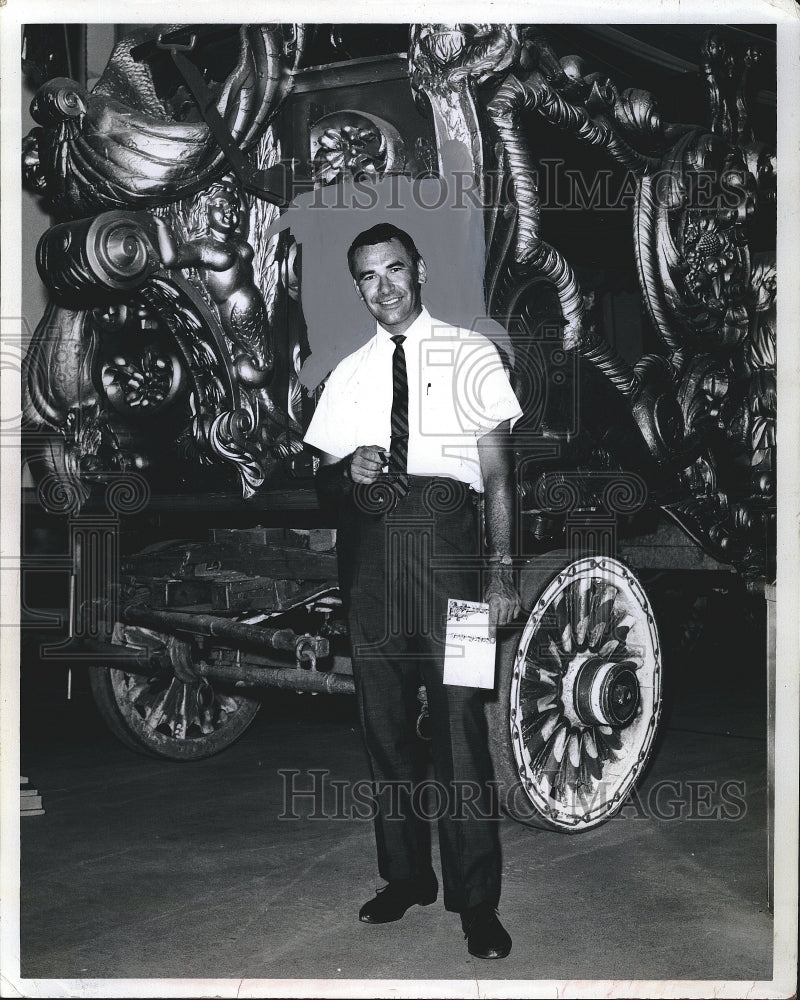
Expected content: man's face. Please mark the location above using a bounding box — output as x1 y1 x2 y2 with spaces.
351 239 427 335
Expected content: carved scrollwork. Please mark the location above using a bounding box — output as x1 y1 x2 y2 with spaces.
477 25 774 578
509 70 660 176
136 264 299 496
37 211 158 303
409 24 522 183
676 355 732 435
487 74 585 352
409 24 521 95
150 170 303 486
635 127 755 361
744 252 776 474
208 408 271 499
24 138 303 500
487 65 642 404
23 25 300 218
613 88 662 137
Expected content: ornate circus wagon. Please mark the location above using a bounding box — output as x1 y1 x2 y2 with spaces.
20 22 776 833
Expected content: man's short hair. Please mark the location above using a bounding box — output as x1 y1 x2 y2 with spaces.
347 224 422 277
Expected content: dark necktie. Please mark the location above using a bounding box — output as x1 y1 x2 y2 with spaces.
388 334 409 494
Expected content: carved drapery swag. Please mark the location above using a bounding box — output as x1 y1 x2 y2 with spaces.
26 25 299 218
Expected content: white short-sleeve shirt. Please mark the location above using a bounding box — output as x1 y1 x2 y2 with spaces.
304 308 522 492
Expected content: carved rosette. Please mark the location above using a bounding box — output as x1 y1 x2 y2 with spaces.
310 111 407 186
102 345 185 414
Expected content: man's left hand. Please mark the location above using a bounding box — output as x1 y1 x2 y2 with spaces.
484 568 521 640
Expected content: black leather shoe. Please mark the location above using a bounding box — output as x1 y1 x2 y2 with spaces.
358 872 438 924
461 903 512 959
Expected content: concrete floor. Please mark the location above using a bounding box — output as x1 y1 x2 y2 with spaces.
19 608 773 985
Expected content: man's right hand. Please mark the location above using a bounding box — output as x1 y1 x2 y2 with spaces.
350 445 388 484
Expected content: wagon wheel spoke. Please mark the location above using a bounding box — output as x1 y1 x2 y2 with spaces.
119 669 245 740
510 557 661 830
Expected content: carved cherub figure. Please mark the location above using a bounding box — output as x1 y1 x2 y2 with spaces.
154 179 273 386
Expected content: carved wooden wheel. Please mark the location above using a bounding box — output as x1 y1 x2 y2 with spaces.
89 631 260 761
489 553 662 831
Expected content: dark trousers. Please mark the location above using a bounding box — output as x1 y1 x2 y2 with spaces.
337 476 501 913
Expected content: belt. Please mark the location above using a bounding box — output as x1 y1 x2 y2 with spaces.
351 475 476 516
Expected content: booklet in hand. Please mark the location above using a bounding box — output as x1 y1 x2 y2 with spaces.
443 598 497 689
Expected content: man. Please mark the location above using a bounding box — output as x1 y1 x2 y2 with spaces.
304 223 522 960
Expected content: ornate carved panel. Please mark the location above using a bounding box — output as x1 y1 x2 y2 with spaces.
23 25 304 500
22 23 776 581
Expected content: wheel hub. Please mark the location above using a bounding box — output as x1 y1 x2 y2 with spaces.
168 635 200 683
573 658 640 728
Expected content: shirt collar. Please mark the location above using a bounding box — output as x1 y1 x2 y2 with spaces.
375 305 431 345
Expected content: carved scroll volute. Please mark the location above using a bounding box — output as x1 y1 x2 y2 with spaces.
36 211 159 303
